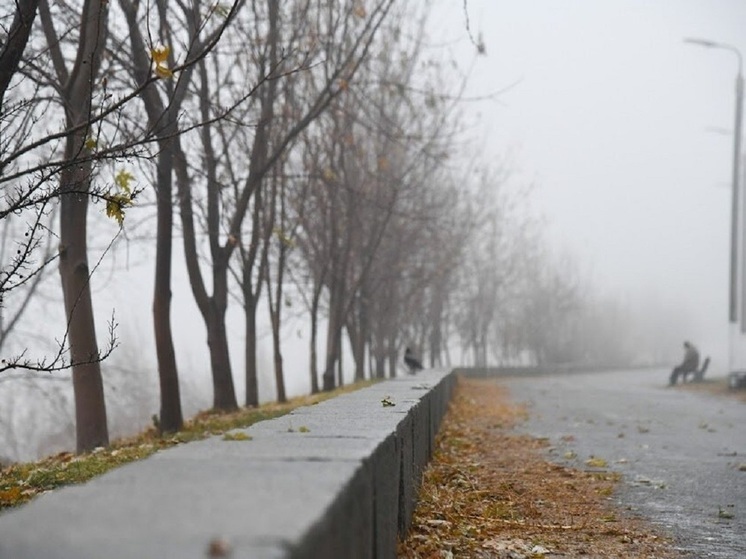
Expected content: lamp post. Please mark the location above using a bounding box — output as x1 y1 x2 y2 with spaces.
685 38 744 370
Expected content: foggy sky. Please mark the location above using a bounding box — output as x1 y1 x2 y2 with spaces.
7 1 746 462
435 0 746 369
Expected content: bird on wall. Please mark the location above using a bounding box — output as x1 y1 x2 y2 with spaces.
404 347 424 374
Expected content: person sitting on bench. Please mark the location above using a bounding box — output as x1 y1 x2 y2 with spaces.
669 341 706 385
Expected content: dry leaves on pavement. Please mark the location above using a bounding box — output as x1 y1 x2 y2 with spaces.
398 377 682 559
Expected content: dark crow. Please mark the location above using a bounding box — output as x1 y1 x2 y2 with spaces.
404 347 424 374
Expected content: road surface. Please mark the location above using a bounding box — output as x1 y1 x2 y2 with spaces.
504 369 745 559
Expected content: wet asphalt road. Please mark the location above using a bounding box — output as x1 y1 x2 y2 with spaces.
503 369 746 559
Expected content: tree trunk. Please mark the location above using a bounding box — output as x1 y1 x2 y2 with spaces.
58 122 108 453
337 336 344 388
55 0 110 454
308 278 321 394
322 349 337 391
322 282 342 391
375 353 385 379
206 299 237 411
268 173 288 403
118 0 186 433
0 0 40 109
387 333 397 378
270 283 287 403
175 151 238 411
272 323 286 402
152 140 182 432
266 247 287 403
348 295 367 381
241 174 266 408
428 289 444 368
244 287 259 407
350 324 365 381
209 255 237 410
59 182 109 453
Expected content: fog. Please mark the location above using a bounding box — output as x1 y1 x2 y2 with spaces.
435 0 746 369
3 0 746 462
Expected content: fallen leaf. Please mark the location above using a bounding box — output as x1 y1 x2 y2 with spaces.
0 487 22 505
207 537 231 557
585 456 608 468
381 396 395 407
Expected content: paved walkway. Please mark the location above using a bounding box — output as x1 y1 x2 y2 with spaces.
505 369 746 559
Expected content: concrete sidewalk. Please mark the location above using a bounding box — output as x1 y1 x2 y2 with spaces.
506 369 746 559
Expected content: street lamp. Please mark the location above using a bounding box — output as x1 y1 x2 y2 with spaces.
684 38 744 369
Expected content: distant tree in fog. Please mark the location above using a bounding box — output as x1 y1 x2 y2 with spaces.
293 4 473 389
519 253 582 365
454 166 536 367
168 0 397 408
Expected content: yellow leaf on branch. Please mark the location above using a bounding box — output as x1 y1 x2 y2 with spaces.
273 228 295 248
155 65 174 79
151 44 174 79
106 193 133 226
151 44 170 65
105 168 136 225
114 169 134 193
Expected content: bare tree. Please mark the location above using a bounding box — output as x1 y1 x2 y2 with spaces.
262 162 294 403
173 0 395 410
40 0 112 452
519 252 582 365
1 0 117 382
453 166 538 366
116 0 245 431
291 5 471 387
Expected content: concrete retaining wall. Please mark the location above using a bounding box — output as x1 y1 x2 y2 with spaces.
0 369 456 559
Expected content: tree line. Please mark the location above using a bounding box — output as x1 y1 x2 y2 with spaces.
1 0 645 457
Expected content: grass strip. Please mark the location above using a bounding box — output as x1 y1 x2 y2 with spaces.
0 379 377 510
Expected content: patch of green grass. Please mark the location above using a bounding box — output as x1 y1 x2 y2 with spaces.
0 379 378 510
222 432 253 441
